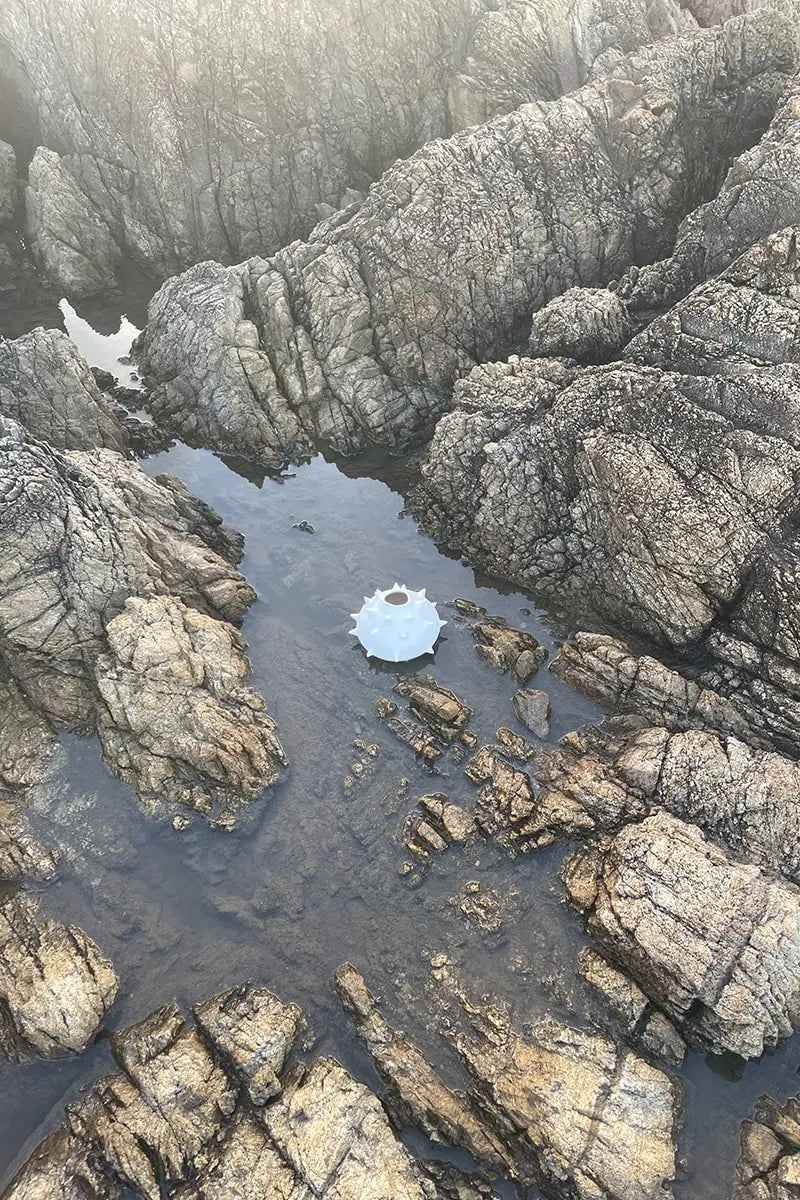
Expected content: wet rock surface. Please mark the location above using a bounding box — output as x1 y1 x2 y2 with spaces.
732 1092 800 1199
0 892 117 1060
2 986 459 1200
336 963 679 1198
566 812 800 1059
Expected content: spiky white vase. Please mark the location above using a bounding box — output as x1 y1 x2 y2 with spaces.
349 583 446 662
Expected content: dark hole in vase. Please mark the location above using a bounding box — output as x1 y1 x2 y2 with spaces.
385 590 409 605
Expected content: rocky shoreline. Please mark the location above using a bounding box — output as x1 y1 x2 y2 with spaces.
4 0 800 1196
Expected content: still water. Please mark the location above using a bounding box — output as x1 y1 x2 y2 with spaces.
0 289 799 1198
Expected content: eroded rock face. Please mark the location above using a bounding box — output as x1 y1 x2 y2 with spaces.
448 0 695 129
2 984 460 1200
732 1093 800 1199
0 418 253 728
0 142 15 226
0 892 117 1060
566 812 800 1058
551 631 766 745
93 596 286 816
136 10 797 463
336 964 679 1199
0 328 129 451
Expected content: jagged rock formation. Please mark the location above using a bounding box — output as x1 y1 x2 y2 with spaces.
579 948 686 1066
534 714 800 883
25 147 122 299
0 142 15 226
551 632 761 744
566 812 800 1059
393 675 472 742
732 1092 800 1198
1 0 480 290
0 328 130 451
418 220 800 754
336 964 679 1199
0 417 286 819
93 595 287 817
0 419 253 727
447 0 694 129
0 0 715 295
2 985 473 1200
135 9 797 463
0 892 117 1060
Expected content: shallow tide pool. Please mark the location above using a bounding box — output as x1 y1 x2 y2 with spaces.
1 292 799 1199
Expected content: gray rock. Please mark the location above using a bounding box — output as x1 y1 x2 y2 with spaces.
0 418 254 729
511 687 550 737
136 11 797 462
93 595 287 817
0 328 129 451
0 0 708 293
551 631 760 744
0 142 16 226
0 892 117 1060
565 811 800 1058
535 714 800 884
448 0 695 130
25 148 122 299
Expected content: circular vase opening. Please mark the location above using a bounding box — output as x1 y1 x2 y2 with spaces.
385 590 409 606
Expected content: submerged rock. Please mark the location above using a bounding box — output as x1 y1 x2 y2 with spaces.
566 812 800 1058
732 1093 800 1199
93 595 287 815
136 10 797 462
0 892 117 1060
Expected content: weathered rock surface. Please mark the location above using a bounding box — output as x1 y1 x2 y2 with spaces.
511 687 550 737
336 963 679 1198
0 0 716 295
0 328 129 451
25 147 122 299
579 947 686 1066
393 675 472 742
93 595 286 815
0 142 15 226
335 964 515 1177
1 984 467 1200
536 714 800 883
551 632 759 744
465 746 539 854
0 418 253 728
137 11 797 462
732 1093 800 1199
566 812 800 1058
418 221 800 755
193 982 304 1105
0 892 117 1060
448 0 694 130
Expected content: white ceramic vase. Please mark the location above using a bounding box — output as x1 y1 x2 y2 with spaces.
349 583 446 662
